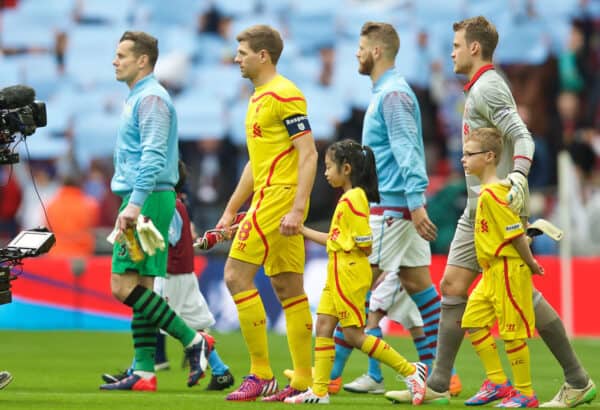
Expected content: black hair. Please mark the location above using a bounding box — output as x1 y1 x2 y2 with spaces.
327 139 380 203
175 160 187 193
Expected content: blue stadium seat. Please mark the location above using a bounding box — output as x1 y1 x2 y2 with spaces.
214 0 257 17
495 15 550 65
227 98 250 147
257 0 291 15
290 0 342 14
287 12 336 55
229 13 284 41
194 33 237 65
191 64 243 104
174 89 226 141
301 83 348 141
336 4 405 40
72 111 120 169
67 25 125 86
1 9 57 49
0 58 23 88
12 0 73 25
414 0 465 24
74 0 132 25
143 0 200 26
16 128 69 160
13 54 62 101
161 26 197 57
533 0 578 19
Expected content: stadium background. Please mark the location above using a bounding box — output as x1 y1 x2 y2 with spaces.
1 0 599 336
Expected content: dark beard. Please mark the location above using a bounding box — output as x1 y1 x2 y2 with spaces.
358 54 374 75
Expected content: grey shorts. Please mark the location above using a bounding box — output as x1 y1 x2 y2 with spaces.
447 210 481 273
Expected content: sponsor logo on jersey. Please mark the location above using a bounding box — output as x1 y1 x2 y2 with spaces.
506 222 522 232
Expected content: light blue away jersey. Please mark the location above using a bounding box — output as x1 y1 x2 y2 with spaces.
362 68 428 211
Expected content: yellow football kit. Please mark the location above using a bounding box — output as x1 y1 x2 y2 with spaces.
318 187 373 328
462 183 535 340
230 74 312 275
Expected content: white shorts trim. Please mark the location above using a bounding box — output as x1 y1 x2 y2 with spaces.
154 273 216 330
368 214 431 271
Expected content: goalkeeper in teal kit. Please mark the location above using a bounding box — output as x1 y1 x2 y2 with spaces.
100 30 212 392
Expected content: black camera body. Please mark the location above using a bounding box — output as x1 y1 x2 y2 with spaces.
0 85 47 165
0 267 12 305
0 228 56 305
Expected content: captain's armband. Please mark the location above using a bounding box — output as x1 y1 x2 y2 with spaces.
284 114 311 137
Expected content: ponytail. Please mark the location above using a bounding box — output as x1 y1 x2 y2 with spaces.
326 139 380 203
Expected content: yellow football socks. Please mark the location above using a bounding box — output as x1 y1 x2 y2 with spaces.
282 294 313 390
233 289 272 380
468 328 507 384
313 336 335 396
360 334 414 377
505 339 534 396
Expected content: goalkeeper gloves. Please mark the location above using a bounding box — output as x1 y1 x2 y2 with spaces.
194 212 247 250
500 171 528 214
136 215 165 256
106 222 146 262
527 218 564 241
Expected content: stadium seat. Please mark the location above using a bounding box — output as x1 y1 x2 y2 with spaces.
301 82 348 141
16 128 69 160
1 9 57 49
174 89 226 141
11 0 73 25
143 0 199 26
73 0 132 25
191 63 243 103
0 58 22 89
214 0 257 17
72 111 120 169
494 15 550 65
287 12 336 55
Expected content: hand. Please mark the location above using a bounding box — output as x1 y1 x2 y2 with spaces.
216 210 236 232
216 211 246 240
117 203 141 232
500 171 528 214
410 206 437 242
280 209 303 236
530 259 544 276
194 229 225 250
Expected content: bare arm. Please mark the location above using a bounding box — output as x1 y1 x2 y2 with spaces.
513 234 543 275
300 225 328 246
280 134 318 236
216 162 253 230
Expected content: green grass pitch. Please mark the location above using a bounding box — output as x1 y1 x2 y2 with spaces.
0 331 598 409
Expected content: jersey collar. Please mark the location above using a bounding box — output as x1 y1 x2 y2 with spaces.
373 68 396 92
463 64 495 91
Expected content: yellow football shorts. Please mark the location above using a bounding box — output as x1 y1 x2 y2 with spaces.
229 184 307 276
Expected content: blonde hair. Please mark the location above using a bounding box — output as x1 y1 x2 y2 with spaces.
453 16 498 60
360 22 400 59
467 127 503 165
236 25 284 65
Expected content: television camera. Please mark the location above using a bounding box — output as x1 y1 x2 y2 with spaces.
1 84 52 304
0 228 55 305
0 84 47 165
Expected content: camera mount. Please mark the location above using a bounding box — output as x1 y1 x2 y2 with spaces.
0 228 55 304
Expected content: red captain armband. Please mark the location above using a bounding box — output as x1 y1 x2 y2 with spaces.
284 114 311 137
